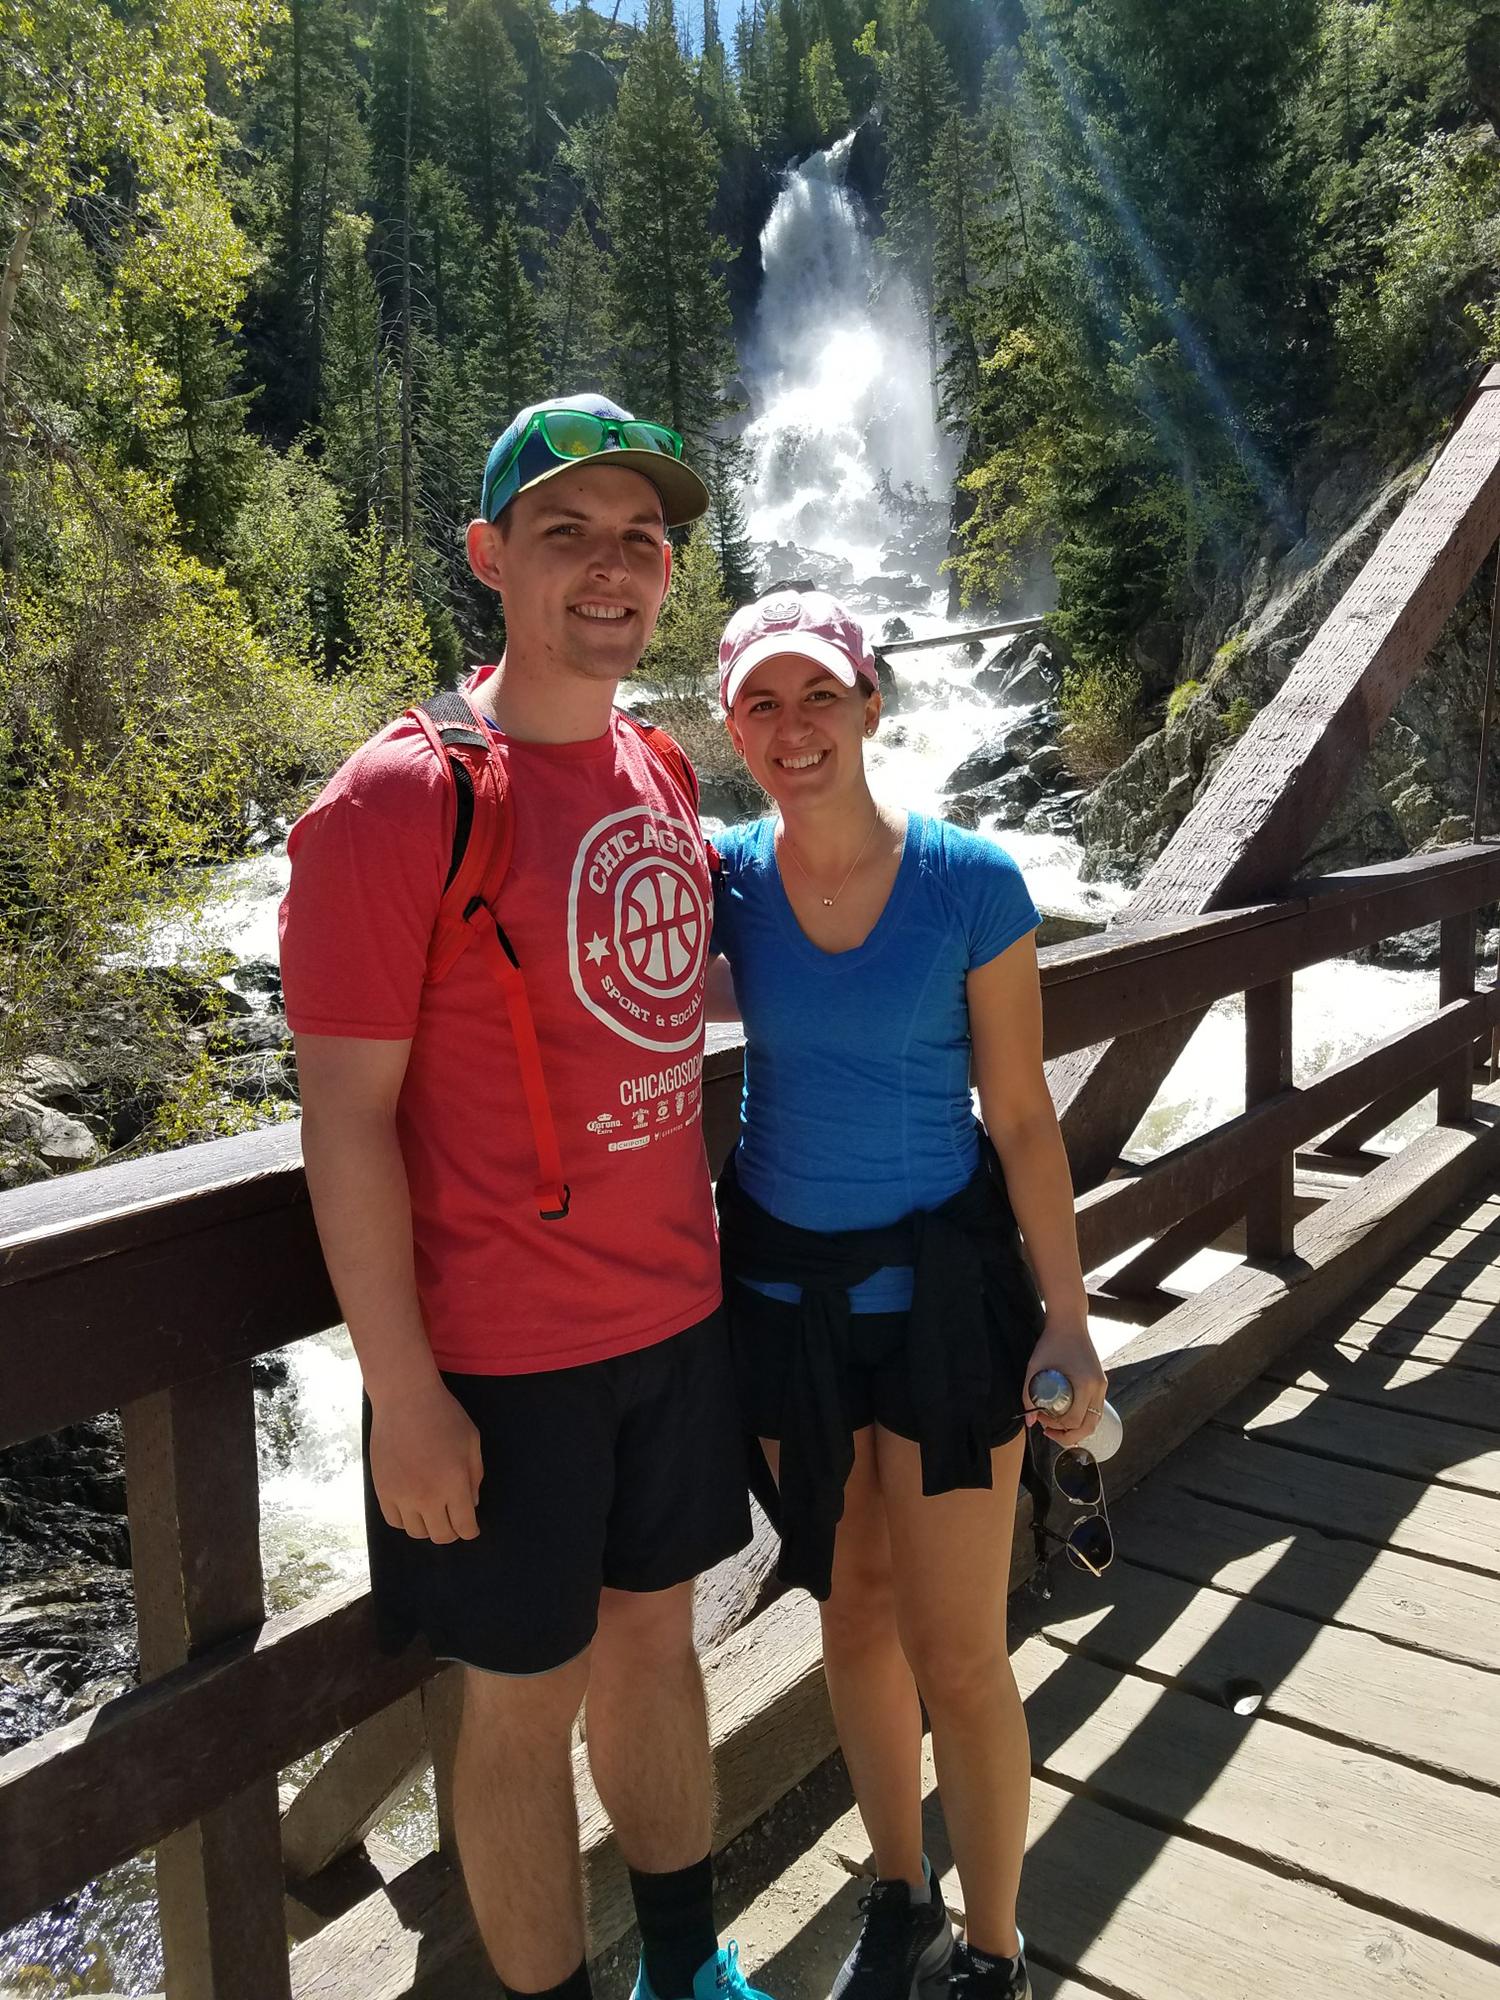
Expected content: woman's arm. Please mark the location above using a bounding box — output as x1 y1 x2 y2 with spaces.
967 933 1107 1446
704 950 742 1023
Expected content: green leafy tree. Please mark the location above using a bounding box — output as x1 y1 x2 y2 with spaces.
803 37 850 137
608 0 735 450
339 511 441 720
0 0 279 564
223 441 349 670
640 522 730 690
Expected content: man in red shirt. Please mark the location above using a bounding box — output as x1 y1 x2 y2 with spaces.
280 396 762 2000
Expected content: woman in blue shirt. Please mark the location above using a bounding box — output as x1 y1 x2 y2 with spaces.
709 587 1106 2000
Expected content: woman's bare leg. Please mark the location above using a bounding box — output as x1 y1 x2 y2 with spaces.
874 1427 1029 1958
763 1434 925 1886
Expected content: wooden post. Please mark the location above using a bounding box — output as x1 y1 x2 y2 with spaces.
123 1365 292 2000
1438 913 1477 1123
1244 976 1295 1259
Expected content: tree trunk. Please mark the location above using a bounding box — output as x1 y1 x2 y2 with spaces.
0 198 43 571
400 59 414 547
289 0 306 309
307 102 335 417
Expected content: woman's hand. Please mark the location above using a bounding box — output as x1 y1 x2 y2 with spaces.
1022 1318 1109 1448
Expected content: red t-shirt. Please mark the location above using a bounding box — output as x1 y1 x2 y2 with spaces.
278 691 722 1375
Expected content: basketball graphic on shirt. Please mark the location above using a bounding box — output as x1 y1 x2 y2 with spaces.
616 859 703 996
569 806 710 1052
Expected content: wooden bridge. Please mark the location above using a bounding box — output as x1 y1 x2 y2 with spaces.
6 372 1500 1998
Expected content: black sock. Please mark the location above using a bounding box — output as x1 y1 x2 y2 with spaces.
629 1852 717 1999
504 1963 592 2000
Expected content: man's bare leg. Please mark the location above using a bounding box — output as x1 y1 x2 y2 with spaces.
584 1580 712 1870
452 1648 594 1989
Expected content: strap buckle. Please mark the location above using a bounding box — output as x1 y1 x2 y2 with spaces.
537 1184 572 1222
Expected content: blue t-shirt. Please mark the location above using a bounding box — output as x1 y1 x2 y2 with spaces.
712 812 1041 1310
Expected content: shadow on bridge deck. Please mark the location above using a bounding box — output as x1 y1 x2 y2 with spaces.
585 1180 1500 2000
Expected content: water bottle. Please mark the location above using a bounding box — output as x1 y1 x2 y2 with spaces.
1028 1367 1123 1463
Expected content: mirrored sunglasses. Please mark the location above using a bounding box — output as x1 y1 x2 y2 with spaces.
484 409 683 520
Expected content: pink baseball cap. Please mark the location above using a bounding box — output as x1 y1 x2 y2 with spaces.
718 586 878 711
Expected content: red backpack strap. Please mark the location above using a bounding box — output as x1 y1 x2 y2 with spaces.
619 712 721 872
620 711 701 813
408 692 570 1222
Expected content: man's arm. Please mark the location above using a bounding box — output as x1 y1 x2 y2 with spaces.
295 1032 483 1543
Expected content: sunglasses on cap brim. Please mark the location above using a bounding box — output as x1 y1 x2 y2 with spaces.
484 409 684 521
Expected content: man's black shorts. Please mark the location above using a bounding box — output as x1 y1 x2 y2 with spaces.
364 1308 752 1676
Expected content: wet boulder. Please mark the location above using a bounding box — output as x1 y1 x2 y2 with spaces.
943 728 1018 793
996 642 1063 707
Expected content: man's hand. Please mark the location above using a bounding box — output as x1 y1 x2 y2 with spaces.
369 1380 484 1542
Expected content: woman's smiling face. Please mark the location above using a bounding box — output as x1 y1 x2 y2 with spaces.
725 653 880 803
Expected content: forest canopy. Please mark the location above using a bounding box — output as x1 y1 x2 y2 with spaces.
2 0 1499 1141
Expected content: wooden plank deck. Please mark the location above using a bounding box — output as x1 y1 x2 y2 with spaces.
683 1177 1500 2000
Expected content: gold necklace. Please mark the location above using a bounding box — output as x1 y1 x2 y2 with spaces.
778 808 882 908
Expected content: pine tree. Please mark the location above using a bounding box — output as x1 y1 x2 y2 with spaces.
471 219 547 431
498 0 567 175
412 161 483 353
438 0 528 241
368 0 439 543
703 437 759 604
320 214 399 528
607 0 734 450
928 110 988 428
541 213 615 394
248 0 366 432
876 0 958 327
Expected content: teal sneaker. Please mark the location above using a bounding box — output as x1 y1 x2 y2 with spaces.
632 1940 775 2000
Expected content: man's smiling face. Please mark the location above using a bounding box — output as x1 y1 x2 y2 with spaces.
468 461 673 685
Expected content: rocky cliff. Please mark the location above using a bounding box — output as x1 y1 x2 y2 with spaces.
1077 449 1496 885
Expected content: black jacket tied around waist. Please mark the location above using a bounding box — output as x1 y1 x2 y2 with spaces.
716 1134 1045 1600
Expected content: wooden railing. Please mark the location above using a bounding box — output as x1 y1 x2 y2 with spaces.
3 839 1498 1997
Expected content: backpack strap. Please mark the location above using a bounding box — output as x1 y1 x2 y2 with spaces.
620 712 719 872
409 691 570 1223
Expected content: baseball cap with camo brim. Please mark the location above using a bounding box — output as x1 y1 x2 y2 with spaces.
480 393 710 528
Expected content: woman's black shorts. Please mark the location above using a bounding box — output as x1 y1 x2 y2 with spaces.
363 1308 752 1676
728 1282 1032 1449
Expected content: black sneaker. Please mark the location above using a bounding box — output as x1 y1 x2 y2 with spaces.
949 1937 1030 2000
830 1871 955 2000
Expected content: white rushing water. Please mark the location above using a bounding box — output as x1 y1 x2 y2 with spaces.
741 132 955 577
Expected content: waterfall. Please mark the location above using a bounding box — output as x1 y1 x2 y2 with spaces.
741 133 956 591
